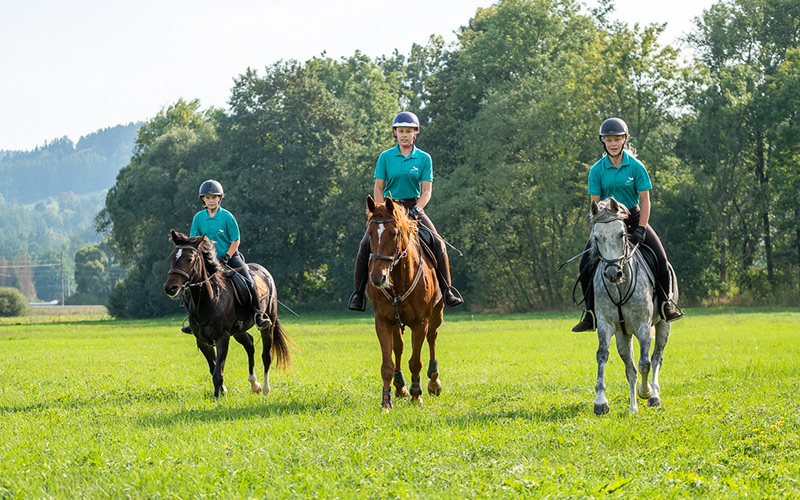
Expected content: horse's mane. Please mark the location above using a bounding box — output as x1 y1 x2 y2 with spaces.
368 201 419 243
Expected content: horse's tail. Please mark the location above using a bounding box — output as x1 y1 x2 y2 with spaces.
271 317 293 371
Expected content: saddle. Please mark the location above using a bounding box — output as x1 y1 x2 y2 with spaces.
228 268 254 308
637 243 661 280
417 224 438 265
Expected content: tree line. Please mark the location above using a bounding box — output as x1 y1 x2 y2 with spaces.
98 0 800 318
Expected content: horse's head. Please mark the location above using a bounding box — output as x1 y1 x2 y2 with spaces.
365 196 416 289
589 197 631 284
163 229 220 297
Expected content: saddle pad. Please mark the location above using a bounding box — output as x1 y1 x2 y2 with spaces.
230 271 252 307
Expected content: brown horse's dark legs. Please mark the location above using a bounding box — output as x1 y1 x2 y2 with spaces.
233 331 262 394
408 322 428 402
196 338 216 376
212 335 231 398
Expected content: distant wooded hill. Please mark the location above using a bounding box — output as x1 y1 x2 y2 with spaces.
0 123 141 204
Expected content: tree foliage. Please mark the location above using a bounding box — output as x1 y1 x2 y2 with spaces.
95 0 800 317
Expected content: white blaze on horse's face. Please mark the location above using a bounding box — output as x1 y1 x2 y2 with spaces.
176 248 183 260
377 223 386 245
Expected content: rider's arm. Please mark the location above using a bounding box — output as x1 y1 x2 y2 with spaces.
416 181 432 210
638 190 651 228
226 239 240 259
373 178 386 203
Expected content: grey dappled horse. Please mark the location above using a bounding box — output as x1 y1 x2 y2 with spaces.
588 198 677 414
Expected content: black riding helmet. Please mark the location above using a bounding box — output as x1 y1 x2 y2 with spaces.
199 179 224 198
599 117 628 157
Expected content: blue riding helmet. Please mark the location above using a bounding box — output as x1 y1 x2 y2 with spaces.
599 117 628 138
392 111 420 129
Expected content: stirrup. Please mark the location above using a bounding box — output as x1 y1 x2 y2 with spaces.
348 290 366 312
444 286 463 307
660 301 685 323
572 309 596 332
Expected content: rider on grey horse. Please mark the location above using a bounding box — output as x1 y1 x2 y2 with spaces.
573 118 684 332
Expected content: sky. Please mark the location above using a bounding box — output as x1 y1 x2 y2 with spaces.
1 0 717 152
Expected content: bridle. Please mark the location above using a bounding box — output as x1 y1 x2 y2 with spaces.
168 244 220 326
593 216 641 335
168 245 218 290
367 216 424 327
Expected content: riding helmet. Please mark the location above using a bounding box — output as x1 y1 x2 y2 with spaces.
599 117 628 138
199 179 224 198
392 111 420 130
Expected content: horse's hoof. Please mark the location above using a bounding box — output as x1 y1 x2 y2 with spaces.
252 383 262 395
647 397 661 407
594 402 609 415
637 384 652 400
262 383 271 397
428 379 442 396
395 386 409 398
411 395 423 405
381 402 393 412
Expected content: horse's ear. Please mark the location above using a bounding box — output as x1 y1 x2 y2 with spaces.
367 195 376 213
385 197 395 214
590 200 599 216
609 197 619 212
170 229 177 243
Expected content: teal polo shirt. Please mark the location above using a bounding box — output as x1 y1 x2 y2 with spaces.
374 144 433 200
587 151 652 210
190 207 240 258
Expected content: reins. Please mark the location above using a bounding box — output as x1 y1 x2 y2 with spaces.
593 217 642 336
368 216 425 329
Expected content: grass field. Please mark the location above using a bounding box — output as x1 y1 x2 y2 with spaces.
1 307 798 498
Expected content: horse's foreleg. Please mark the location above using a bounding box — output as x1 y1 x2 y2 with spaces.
594 324 612 415
195 337 216 376
615 331 638 414
392 329 408 399
636 324 653 401
426 320 442 397
234 331 262 395
648 322 671 407
212 335 231 399
408 321 428 404
376 318 397 411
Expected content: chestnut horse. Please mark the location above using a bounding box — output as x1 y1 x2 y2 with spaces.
163 229 291 398
365 196 444 410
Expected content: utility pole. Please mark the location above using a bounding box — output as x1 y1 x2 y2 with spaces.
61 252 65 306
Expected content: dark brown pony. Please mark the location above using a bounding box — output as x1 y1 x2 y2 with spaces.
365 196 444 410
163 229 291 398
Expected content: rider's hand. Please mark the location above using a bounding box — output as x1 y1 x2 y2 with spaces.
219 253 230 265
409 206 423 220
631 226 646 245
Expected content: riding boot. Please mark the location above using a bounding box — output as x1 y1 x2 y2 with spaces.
572 259 596 332
657 271 684 323
247 275 272 330
435 253 463 308
348 257 368 312
572 286 596 332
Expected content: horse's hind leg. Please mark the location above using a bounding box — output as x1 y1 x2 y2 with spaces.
648 322 671 407
260 323 275 397
615 330 639 414
234 331 262 395
392 329 409 399
426 313 442 397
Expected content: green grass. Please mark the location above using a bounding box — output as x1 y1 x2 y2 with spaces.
1 308 798 498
